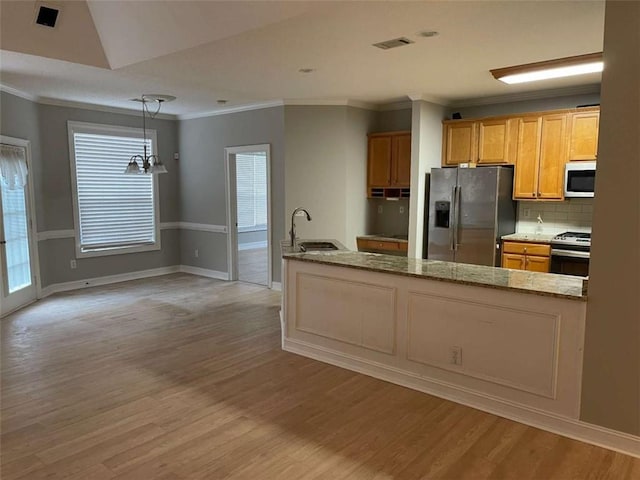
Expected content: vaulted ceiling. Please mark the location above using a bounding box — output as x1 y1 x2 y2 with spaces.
0 1 605 116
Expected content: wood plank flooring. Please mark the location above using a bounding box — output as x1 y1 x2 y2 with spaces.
237 247 268 285
1 273 638 479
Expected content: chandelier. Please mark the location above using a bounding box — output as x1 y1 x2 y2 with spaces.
124 94 175 174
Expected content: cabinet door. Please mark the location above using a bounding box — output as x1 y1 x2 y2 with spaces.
537 114 568 200
368 136 392 187
568 111 599 161
392 134 412 186
525 255 550 273
478 119 515 164
513 117 542 200
502 253 525 270
443 122 477 166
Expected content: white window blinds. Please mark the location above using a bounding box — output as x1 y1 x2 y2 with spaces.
236 153 267 231
71 128 157 252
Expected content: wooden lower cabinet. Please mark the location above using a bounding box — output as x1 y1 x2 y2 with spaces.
357 237 408 255
501 241 551 273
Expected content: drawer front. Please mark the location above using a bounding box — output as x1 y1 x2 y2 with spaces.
503 241 550 257
358 239 402 252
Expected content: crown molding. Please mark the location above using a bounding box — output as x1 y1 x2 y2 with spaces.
178 100 285 120
407 93 450 105
449 84 601 108
0 84 38 102
1 84 178 119
378 100 413 111
37 97 177 120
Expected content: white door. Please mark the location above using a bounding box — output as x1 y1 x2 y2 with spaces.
225 145 272 287
0 140 38 317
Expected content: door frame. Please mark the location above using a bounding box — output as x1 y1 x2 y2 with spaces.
0 135 41 317
224 144 272 288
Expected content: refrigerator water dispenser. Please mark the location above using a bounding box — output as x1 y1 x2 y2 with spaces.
435 201 450 228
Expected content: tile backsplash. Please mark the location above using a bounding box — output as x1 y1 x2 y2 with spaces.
516 198 593 234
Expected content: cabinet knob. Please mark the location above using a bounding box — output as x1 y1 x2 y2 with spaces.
524 247 527 253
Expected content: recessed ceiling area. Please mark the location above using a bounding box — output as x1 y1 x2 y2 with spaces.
0 1 605 116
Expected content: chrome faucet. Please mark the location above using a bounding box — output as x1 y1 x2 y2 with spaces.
290 207 312 248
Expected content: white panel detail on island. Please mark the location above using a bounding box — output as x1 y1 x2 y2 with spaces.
295 273 396 354
406 292 560 399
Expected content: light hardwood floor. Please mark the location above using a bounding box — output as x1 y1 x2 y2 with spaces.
1 274 638 479
238 247 268 285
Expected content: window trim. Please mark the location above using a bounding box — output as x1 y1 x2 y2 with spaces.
67 121 161 259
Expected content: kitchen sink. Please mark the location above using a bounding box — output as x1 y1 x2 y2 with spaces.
298 241 339 252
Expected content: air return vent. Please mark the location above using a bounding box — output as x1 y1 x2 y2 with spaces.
372 37 414 50
35 4 60 28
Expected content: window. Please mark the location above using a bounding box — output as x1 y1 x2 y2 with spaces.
235 152 267 232
68 122 160 257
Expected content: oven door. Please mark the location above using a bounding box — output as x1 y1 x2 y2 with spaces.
550 248 590 276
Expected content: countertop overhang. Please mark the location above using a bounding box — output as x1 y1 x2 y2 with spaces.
282 250 587 301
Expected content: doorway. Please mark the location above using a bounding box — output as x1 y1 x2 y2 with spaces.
225 145 271 287
0 137 39 317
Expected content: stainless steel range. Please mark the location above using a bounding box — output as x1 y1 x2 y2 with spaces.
550 231 591 276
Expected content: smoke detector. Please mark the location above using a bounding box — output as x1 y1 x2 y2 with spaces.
372 37 414 50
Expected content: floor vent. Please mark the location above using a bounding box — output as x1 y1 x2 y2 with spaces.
372 37 414 50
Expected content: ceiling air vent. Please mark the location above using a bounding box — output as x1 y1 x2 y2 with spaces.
35 4 60 28
372 37 414 50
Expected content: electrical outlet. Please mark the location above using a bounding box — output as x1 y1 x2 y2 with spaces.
194 249 199 258
70 259 77 269
523 208 531 219
399 206 405 214
377 205 383 214
449 346 462 365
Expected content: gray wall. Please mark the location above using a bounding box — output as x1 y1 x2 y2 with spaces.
178 106 285 281
1 91 181 287
580 1 639 436
284 105 378 251
373 107 412 132
366 198 410 236
238 230 267 246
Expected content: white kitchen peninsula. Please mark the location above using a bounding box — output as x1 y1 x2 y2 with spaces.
281 249 587 425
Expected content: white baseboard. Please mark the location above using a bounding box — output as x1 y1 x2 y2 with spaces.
179 265 229 280
40 266 180 298
271 282 282 291
283 337 640 459
39 265 230 299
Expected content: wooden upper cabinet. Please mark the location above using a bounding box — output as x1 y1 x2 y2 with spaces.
443 122 477 165
568 110 600 161
367 135 392 187
537 114 568 200
393 134 412 186
513 117 542 200
477 118 517 164
367 131 411 194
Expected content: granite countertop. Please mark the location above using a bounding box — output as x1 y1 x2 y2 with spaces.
501 233 556 244
357 234 409 243
282 250 586 301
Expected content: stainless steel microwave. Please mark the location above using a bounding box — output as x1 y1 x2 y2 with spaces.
565 162 596 198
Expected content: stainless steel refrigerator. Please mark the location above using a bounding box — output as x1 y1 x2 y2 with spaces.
426 167 516 266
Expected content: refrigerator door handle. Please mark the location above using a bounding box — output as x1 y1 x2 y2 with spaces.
453 185 461 250
449 185 456 251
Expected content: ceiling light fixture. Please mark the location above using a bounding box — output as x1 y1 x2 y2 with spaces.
418 31 439 38
124 94 175 175
490 52 603 85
